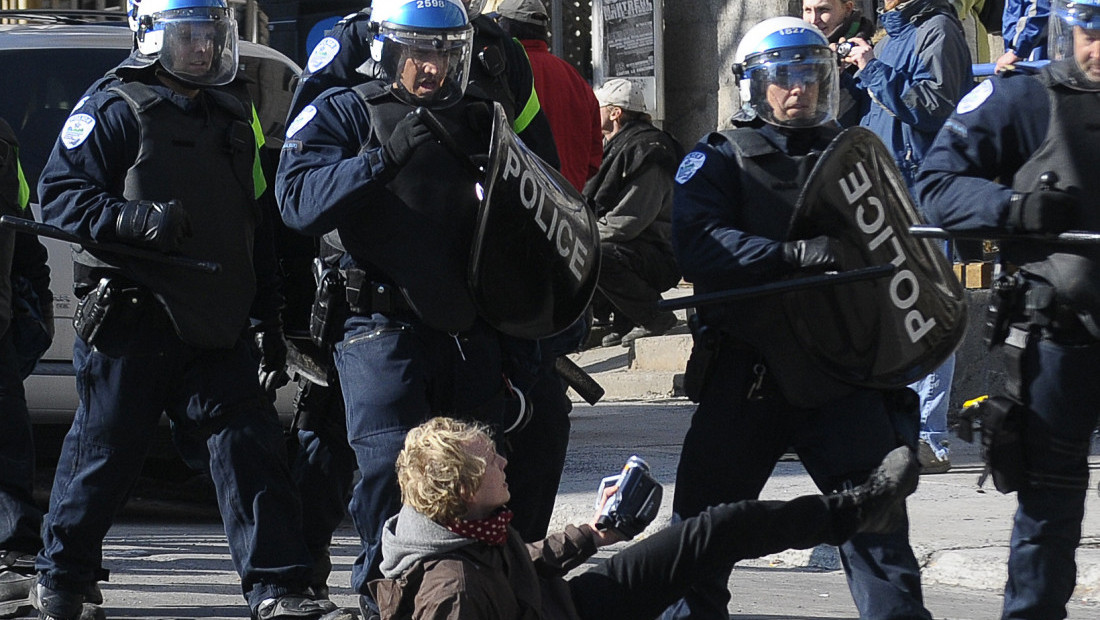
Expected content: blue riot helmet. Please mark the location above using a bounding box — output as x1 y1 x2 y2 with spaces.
733 17 838 128
369 0 474 108
1050 0 1100 78
133 0 239 87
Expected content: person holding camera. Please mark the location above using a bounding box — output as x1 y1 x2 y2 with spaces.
802 0 876 126
368 416 918 620
917 2 1100 615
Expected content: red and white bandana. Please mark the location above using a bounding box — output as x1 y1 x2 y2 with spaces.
446 508 514 546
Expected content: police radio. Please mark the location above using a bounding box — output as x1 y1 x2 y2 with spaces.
594 456 662 539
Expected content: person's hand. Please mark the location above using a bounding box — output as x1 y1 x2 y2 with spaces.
843 37 874 71
995 50 1021 74
781 235 849 272
1009 190 1078 234
255 327 290 394
115 199 192 253
381 111 434 171
590 485 628 547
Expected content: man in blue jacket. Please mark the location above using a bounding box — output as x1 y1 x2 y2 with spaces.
844 0 972 474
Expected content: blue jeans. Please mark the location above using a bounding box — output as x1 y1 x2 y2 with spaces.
909 353 956 458
37 302 312 609
1002 336 1100 619
660 346 929 620
0 327 41 555
335 313 505 602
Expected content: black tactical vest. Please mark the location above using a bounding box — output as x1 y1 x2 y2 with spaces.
1009 61 1100 314
344 82 493 332
74 80 259 349
699 126 859 408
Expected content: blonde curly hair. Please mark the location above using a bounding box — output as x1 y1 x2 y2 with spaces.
396 417 495 523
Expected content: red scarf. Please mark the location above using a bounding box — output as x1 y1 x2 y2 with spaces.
446 508 514 546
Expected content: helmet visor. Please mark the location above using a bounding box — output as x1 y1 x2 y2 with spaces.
381 24 473 108
157 8 239 86
745 51 838 128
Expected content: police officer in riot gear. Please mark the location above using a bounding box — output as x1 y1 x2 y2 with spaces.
660 17 930 620
276 1 543 617
32 1 343 619
917 2 1100 615
281 1 577 600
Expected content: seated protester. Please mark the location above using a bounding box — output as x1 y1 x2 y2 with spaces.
585 79 684 348
368 417 920 620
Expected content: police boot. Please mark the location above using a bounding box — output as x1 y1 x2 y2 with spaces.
29 580 104 620
0 551 35 619
252 594 355 620
831 446 919 536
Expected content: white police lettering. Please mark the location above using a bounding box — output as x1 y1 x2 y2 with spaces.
416 0 449 7
502 145 591 282
60 113 96 149
840 162 936 343
956 79 993 114
306 37 340 74
675 152 705 184
286 105 317 139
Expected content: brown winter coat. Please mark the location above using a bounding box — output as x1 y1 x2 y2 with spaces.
369 524 600 620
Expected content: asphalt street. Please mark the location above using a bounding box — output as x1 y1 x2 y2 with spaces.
29 399 1100 619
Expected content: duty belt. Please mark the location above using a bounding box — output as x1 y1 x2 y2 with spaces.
342 268 414 316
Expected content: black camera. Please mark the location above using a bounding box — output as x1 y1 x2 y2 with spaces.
595 456 663 539
836 41 855 62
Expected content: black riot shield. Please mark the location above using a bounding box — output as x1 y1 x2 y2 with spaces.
786 126 967 388
469 103 600 339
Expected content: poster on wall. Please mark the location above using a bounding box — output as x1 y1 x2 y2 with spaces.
592 0 664 121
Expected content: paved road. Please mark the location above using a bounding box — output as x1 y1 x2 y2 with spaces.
35 399 1100 619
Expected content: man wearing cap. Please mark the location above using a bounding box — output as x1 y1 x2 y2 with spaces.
584 78 683 348
491 0 601 193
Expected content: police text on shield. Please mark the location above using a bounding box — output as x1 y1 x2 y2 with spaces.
839 162 936 343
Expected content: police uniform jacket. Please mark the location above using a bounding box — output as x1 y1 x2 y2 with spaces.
856 0 972 187
918 58 1100 315
36 61 281 349
276 81 496 333
672 122 869 406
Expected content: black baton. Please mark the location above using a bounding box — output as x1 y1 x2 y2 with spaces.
555 355 605 406
0 215 222 274
659 264 897 311
909 225 1100 244
414 107 485 180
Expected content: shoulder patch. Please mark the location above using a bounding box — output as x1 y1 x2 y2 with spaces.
60 113 96 149
306 37 341 74
675 151 707 184
956 79 993 114
286 105 317 139
73 96 91 113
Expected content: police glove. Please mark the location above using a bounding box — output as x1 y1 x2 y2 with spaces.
1008 190 1078 234
255 328 290 395
781 235 846 272
380 112 434 172
115 199 192 253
